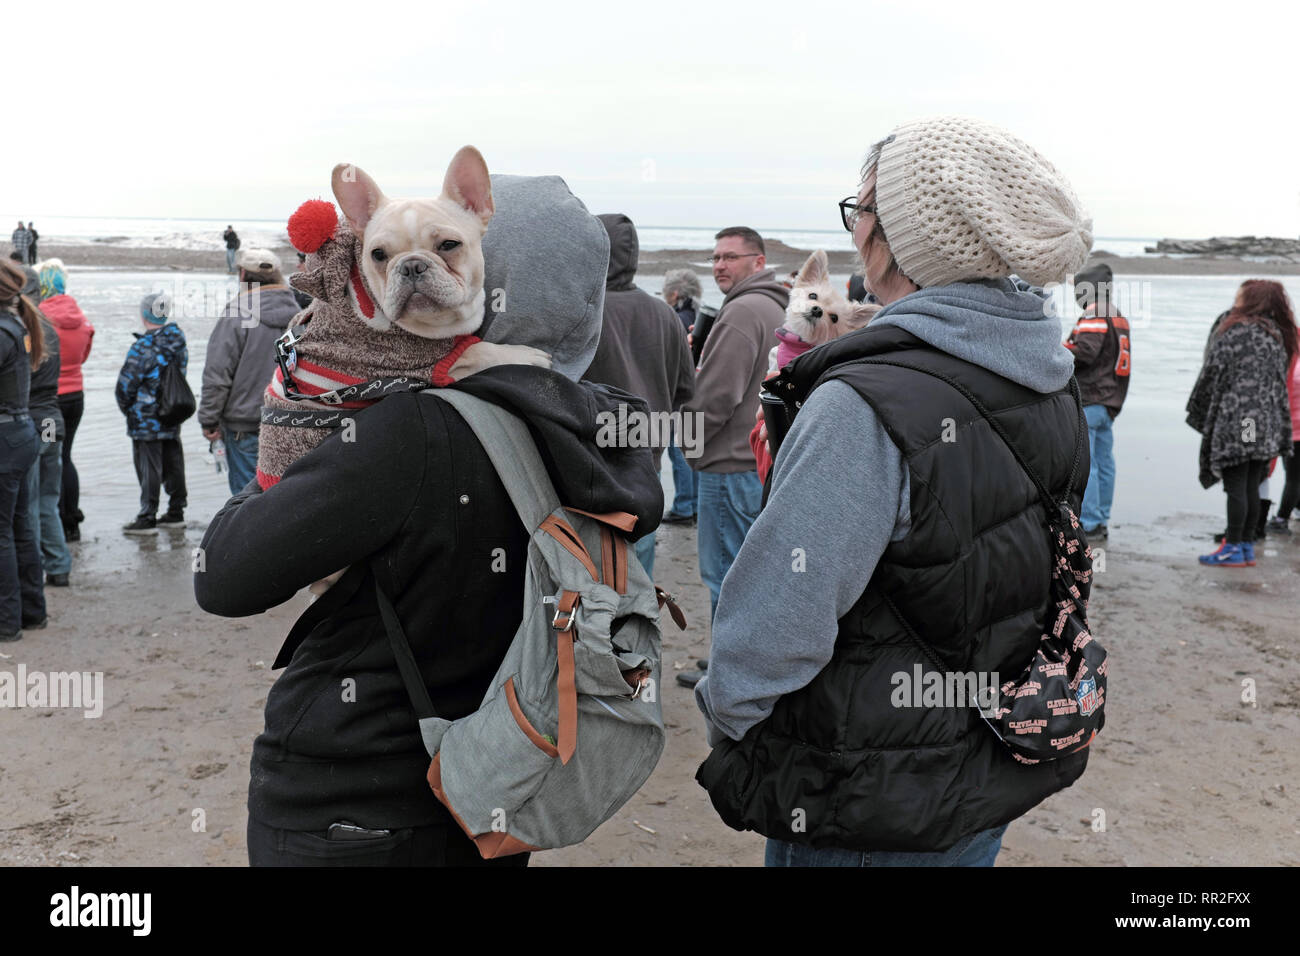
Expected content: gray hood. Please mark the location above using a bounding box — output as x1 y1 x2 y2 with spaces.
870 277 1074 393
479 174 609 381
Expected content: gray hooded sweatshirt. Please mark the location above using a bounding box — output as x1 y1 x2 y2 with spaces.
694 278 1076 745
199 284 300 432
684 268 789 472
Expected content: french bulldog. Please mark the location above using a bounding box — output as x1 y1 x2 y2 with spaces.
331 145 550 374
255 148 551 597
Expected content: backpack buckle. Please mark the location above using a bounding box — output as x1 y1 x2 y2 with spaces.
542 595 577 632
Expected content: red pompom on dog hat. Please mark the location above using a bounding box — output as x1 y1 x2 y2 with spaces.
288 199 338 253
286 199 367 312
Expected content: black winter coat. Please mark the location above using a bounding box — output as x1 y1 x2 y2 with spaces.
195 366 662 831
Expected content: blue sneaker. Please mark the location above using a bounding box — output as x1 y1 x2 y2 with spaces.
1241 541 1256 566
1200 542 1247 567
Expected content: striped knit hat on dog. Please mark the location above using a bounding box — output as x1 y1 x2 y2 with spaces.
873 116 1092 289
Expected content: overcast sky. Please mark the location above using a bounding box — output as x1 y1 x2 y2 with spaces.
6 0 1297 239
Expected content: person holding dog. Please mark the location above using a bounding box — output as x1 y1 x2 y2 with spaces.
695 116 1096 866
681 227 787 628
195 175 662 867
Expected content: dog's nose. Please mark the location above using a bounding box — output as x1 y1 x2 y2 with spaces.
400 259 429 278
810 306 822 319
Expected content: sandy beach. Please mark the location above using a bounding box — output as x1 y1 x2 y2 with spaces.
2 508 1298 866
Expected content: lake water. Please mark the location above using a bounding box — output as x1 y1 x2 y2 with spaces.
5 213 1161 260
50 269 1300 551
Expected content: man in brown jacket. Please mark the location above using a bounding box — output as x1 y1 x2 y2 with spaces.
683 227 788 633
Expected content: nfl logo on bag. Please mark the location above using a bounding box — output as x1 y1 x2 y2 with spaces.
1076 677 1099 717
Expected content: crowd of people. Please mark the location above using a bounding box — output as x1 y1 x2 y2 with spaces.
3 115 1299 867
1 257 93 639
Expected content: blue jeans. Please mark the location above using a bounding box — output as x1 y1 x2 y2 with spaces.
27 436 70 575
765 823 1009 867
697 469 763 625
0 418 44 633
667 444 698 517
634 530 655 579
223 428 260 495
226 248 237 273
1082 404 1115 530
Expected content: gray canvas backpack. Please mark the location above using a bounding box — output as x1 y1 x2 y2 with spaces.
373 387 682 858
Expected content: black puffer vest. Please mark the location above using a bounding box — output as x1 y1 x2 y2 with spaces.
697 323 1091 851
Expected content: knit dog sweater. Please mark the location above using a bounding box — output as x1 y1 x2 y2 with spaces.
255 218 478 488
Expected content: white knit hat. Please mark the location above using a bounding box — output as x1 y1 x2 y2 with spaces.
873 116 1092 289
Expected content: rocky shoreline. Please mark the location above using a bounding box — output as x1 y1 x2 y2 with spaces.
1145 236 1300 262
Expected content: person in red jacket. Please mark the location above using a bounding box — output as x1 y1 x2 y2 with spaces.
1064 262 1130 539
37 261 94 542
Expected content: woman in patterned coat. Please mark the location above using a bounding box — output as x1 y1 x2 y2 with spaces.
1187 280 1297 566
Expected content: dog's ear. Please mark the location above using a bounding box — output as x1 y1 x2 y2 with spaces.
442 146 494 227
331 164 386 234
846 301 881 330
796 249 829 287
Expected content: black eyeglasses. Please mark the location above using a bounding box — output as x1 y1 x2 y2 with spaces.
839 197 877 233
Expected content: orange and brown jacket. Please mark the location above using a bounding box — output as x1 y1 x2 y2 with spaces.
1065 304 1131 417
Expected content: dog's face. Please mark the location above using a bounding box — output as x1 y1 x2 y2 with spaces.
784 249 878 346
331 146 493 338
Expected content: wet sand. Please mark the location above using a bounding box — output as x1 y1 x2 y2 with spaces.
3 507 1299 866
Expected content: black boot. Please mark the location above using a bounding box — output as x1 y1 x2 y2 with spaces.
1256 499 1272 539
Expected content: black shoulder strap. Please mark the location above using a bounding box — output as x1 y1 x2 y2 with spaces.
856 358 1086 511
371 567 438 721
865 362 1086 672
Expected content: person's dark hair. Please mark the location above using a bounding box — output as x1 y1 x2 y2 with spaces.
715 226 764 256
8 251 21 262
1074 262 1114 310
1219 279 1299 362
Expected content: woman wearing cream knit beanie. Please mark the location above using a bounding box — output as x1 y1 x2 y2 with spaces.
862 116 1092 290
704 115 1102 869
